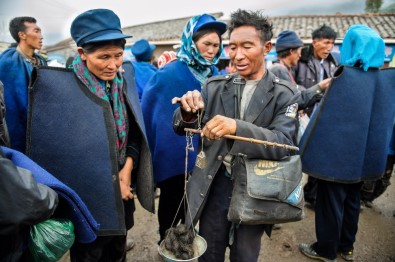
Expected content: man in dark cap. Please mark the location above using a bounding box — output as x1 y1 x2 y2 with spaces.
269 30 332 143
270 30 304 83
0 16 46 152
131 39 157 101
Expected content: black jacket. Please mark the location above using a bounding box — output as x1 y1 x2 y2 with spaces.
173 71 298 226
0 148 58 261
0 81 10 147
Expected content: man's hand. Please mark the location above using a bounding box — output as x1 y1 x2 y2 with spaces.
172 90 204 113
202 115 236 140
318 78 332 91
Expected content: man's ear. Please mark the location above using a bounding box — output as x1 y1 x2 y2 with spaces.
311 39 318 48
263 41 272 56
18 31 26 41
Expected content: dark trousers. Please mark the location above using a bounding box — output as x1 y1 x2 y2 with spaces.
303 176 318 205
70 199 134 262
70 235 127 262
157 174 186 242
361 154 394 202
313 179 363 260
199 171 266 262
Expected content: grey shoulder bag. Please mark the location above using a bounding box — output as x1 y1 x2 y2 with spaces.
227 155 304 225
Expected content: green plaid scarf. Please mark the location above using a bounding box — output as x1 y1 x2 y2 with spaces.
72 54 128 164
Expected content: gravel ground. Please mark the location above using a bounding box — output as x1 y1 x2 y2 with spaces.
60 173 395 262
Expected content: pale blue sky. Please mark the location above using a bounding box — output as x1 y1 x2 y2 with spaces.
0 0 393 45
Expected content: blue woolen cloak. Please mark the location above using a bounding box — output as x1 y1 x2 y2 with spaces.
141 60 218 183
300 66 395 182
0 48 46 152
131 61 157 101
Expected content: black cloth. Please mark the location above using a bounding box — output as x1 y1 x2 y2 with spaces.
70 234 127 262
0 147 58 261
199 169 267 262
313 180 363 260
0 81 10 147
303 176 318 206
361 154 395 202
157 174 186 242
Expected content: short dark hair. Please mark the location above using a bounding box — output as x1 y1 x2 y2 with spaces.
228 9 273 44
276 49 292 59
312 25 337 40
9 16 37 43
81 39 126 54
192 28 222 44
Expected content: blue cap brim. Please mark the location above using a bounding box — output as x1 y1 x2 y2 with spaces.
83 32 132 45
196 21 227 35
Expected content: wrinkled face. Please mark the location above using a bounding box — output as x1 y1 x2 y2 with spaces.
195 32 221 61
21 22 43 50
228 25 271 80
312 38 335 60
79 45 124 81
289 47 302 66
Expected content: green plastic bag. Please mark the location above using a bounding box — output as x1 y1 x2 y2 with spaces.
29 218 75 262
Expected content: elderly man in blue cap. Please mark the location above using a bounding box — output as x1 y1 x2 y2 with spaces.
131 39 157 101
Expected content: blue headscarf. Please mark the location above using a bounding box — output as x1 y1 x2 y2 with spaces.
340 24 384 71
177 15 224 84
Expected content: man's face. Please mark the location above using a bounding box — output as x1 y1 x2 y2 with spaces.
312 38 335 60
21 22 43 50
289 47 302 66
228 25 271 80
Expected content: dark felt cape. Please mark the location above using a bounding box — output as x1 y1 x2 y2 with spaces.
2 146 99 243
300 66 395 183
26 63 154 238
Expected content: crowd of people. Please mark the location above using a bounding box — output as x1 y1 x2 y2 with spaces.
0 7 394 262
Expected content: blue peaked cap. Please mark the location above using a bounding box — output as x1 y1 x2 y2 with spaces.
131 39 156 61
71 9 132 47
194 14 227 35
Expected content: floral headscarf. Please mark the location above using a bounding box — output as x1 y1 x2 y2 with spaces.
177 15 224 85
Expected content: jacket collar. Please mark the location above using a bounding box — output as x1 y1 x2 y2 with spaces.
221 71 274 123
300 44 338 66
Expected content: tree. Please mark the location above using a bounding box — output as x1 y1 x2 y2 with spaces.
365 0 383 13
380 3 395 12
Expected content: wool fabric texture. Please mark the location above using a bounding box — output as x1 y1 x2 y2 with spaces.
276 30 304 52
72 55 128 165
70 9 131 47
341 24 384 71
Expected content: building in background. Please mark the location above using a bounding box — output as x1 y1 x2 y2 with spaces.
19 12 395 67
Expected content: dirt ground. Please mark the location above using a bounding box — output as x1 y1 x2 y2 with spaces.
61 173 395 262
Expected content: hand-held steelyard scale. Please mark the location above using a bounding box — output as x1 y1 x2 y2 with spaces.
159 111 299 261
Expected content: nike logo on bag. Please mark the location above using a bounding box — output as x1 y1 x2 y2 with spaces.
254 166 284 176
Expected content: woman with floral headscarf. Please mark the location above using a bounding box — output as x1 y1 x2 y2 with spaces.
141 14 226 243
